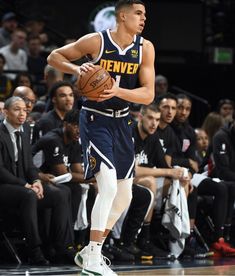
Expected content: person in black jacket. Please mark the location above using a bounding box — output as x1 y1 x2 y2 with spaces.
213 111 235 243
132 103 188 257
172 94 235 257
32 109 93 226
0 96 75 265
213 112 235 181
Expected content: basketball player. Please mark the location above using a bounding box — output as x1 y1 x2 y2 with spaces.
47 1 155 275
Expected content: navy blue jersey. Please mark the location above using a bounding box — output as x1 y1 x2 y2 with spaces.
83 29 143 110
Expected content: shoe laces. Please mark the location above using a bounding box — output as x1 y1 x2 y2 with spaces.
101 255 117 275
102 255 111 267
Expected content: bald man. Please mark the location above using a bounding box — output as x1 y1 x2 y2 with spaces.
13 86 36 116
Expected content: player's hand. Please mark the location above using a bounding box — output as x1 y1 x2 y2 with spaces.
171 167 185 179
78 62 95 74
97 78 117 102
39 172 55 184
32 181 44 199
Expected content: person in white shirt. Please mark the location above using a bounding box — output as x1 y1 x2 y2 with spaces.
0 28 28 80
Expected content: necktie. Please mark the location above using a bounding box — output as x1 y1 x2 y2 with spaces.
15 131 24 179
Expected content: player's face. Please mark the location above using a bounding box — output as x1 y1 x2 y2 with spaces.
21 91 36 115
53 86 74 112
176 99 192 123
159 98 177 124
195 129 208 152
65 122 80 142
124 4 146 35
220 103 234 118
141 109 160 135
5 100 27 128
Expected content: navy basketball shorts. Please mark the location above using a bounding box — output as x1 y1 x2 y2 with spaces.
79 108 135 180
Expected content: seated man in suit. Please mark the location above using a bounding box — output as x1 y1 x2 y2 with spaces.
0 96 75 265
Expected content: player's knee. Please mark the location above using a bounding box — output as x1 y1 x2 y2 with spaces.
96 163 118 199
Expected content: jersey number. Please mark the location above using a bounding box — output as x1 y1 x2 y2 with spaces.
115 75 121 87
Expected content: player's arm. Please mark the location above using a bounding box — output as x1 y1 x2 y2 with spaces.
135 165 185 179
52 163 84 183
47 33 100 75
52 163 95 183
70 163 96 183
100 39 155 105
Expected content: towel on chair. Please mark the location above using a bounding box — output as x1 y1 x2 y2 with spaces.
162 179 190 258
74 184 90 230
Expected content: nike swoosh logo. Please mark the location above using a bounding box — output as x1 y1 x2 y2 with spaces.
105 50 116 54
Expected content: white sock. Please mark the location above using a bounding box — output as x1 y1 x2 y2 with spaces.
88 241 102 265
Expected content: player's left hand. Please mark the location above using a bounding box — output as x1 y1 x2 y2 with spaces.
97 78 117 102
32 181 44 199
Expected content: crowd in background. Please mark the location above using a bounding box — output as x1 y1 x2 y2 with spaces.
0 11 235 265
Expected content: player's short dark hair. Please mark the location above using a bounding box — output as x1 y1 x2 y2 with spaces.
49 80 73 99
115 0 145 15
64 109 80 125
176 93 192 104
217 98 234 111
155 92 177 106
140 103 160 116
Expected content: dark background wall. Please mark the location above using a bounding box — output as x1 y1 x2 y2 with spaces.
1 0 235 126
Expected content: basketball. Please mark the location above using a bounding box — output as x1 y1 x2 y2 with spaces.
77 65 112 101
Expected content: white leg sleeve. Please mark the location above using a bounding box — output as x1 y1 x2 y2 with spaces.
106 178 133 230
91 162 117 231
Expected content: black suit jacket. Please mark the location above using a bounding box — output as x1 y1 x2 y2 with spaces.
0 123 38 186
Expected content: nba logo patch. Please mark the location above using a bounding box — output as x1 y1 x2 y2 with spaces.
182 139 190 152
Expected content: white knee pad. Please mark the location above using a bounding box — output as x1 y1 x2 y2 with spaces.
91 162 117 231
106 178 133 230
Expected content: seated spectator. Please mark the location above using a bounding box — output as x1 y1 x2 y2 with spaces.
132 103 188 258
13 85 37 142
36 64 63 99
156 93 205 258
13 85 36 117
12 72 34 91
32 109 96 251
32 109 93 223
0 96 75 264
213 111 235 244
194 128 209 165
0 53 12 100
0 12 18 48
201 111 224 176
154 74 168 101
26 35 47 83
0 28 28 80
217 98 234 124
24 17 50 50
32 80 74 143
172 93 235 257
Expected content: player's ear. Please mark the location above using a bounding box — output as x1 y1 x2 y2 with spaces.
120 11 126 21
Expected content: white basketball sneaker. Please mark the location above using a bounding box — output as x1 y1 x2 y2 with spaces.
81 261 117 276
74 246 88 268
75 246 117 275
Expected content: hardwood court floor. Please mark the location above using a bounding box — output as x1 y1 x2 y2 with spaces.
1 257 235 275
